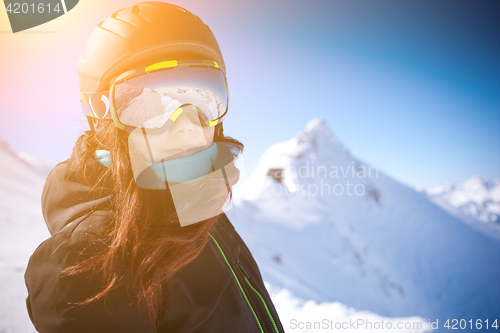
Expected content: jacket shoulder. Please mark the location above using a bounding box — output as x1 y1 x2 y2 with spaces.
24 212 154 333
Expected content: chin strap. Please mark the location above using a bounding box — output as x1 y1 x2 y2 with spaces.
87 116 112 132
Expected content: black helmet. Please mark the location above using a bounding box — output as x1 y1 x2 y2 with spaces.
78 1 226 92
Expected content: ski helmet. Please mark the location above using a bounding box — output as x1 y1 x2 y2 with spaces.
77 1 226 135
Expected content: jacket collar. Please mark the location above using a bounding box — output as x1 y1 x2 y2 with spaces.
41 138 113 236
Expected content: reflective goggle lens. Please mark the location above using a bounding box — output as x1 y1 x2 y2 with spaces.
114 66 227 129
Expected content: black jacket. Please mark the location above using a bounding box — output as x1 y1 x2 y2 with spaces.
24 140 285 333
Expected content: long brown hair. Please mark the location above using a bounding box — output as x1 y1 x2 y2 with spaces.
59 120 244 327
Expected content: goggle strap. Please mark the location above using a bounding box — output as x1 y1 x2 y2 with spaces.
87 116 101 132
87 116 111 132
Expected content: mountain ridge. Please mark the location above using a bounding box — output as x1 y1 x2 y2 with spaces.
227 117 500 331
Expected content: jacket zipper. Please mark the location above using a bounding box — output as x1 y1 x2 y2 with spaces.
234 256 280 333
207 232 264 333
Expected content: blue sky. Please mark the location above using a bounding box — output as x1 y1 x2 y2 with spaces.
1 0 499 189
213 0 500 189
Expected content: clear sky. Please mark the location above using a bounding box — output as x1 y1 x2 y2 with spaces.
1 0 499 189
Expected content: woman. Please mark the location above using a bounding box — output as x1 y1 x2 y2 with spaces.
24 2 285 332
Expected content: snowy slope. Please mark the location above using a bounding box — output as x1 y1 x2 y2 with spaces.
0 140 54 332
423 177 500 241
226 118 500 332
268 282 429 332
0 138 429 333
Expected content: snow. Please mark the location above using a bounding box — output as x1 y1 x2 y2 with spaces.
423 176 500 240
226 117 500 331
0 140 53 333
266 282 430 332
117 84 224 128
3 117 499 332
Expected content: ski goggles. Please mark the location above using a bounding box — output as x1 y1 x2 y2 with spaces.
79 59 228 133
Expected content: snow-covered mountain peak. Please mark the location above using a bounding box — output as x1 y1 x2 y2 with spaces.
235 118 363 202
454 176 499 199
256 118 350 170
424 176 500 225
302 118 337 141
0 139 11 153
228 119 500 327
295 118 348 158
0 138 56 181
